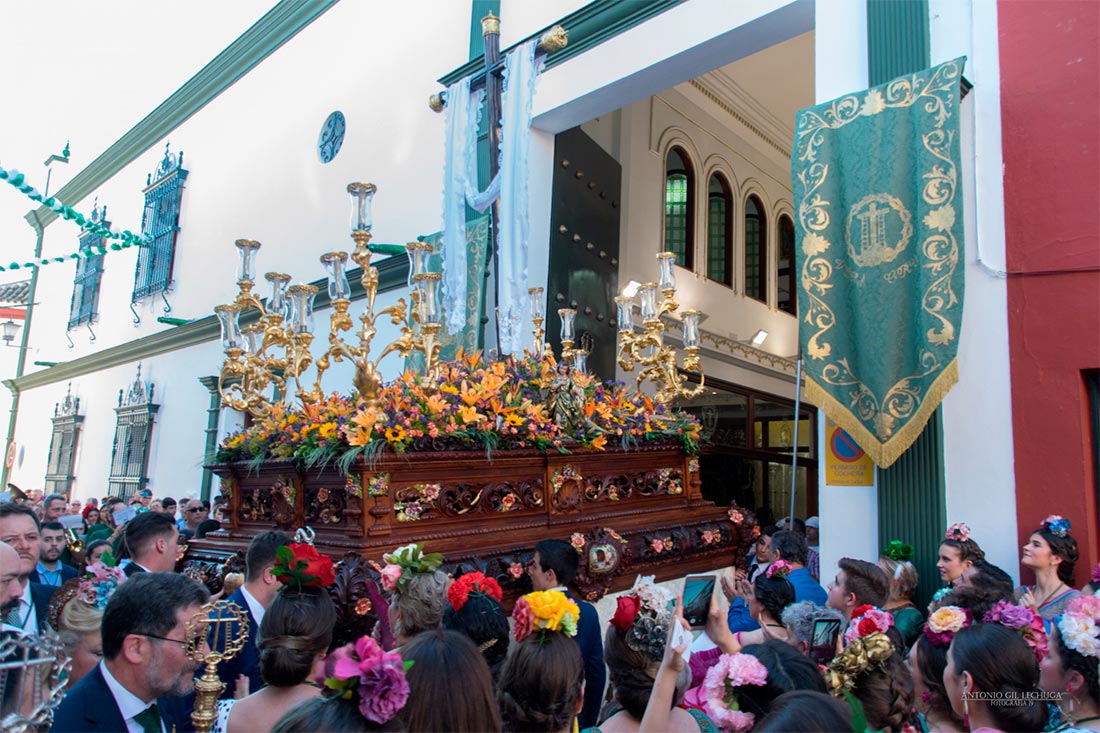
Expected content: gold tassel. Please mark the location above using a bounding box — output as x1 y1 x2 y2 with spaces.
805 358 958 469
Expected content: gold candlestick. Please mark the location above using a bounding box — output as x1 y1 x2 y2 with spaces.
187 600 249 733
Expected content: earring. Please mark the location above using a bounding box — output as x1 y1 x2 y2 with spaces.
962 696 969 730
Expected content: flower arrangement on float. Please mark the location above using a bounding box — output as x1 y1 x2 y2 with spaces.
215 350 702 469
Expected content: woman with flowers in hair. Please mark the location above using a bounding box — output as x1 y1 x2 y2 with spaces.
590 576 717 733
377 542 449 650
1017 515 1081 624
943 623 1049 732
908 605 970 733
498 589 586 733
825 605 915 732
879 540 924 649
442 571 510 682
47 558 127 686
936 523 985 596
215 542 337 733
1039 594 1100 731
273 635 410 733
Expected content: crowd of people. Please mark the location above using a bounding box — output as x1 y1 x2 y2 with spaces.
1 487 1098 733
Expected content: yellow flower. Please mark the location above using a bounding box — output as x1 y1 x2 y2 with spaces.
440 384 459 396
459 405 483 424
928 606 968 634
426 394 448 415
504 413 524 427
385 426 407 442
318 422 338 440
524 590 580 633
352 408 379 434
491 362 506 377
590 435 607 451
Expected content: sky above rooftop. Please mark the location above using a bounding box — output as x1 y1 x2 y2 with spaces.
0 1 272 284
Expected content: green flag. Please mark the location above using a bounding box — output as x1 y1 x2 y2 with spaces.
793 58 966 468
404 214 490 374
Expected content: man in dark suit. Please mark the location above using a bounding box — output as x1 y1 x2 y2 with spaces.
215 530 290 697
529 539 606 730
29 522 79 587
122 512 179 577
0 504 58 634
51 573 209 733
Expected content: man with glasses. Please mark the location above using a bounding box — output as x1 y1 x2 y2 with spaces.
51 573 209 733
181 499 208 533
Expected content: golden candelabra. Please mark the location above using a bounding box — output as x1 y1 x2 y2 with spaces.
216 183 444 416
188 600 249 733
615 251 705 405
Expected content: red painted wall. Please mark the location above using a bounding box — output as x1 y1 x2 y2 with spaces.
1000 0 1099 586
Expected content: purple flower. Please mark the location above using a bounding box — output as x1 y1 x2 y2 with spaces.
985 600 1034 629
357 655 410 724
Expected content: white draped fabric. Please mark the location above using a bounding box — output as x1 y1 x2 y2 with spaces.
440 39 543 350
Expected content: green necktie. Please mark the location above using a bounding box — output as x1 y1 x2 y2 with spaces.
133 703 162 733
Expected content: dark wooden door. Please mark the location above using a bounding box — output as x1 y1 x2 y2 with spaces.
546 127 622 380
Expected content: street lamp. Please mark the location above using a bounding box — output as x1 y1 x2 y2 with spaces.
1 320 20 347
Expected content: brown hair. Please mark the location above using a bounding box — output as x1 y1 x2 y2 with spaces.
1032 527 1079 586
950 624 1047 732
877 557 918 603
498 631 583 733
258 586 335 687
848 649 914 733
603 623 686 720
940 537 985 565
402 629 501 732
838 558 889 608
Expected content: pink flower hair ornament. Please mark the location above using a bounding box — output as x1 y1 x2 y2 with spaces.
703 652 769 732
315 636 412 724
765 560 793 580
944 523 971 542
844 605 894 645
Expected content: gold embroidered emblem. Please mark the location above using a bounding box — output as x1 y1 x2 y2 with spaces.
845 194 913 268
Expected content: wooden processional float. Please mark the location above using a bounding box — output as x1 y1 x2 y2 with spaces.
184 182 758 646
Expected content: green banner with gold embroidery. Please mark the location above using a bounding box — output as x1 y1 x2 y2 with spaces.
793 57 966 469
405 215 490 373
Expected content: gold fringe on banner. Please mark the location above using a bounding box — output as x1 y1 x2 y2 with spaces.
805 359 959 470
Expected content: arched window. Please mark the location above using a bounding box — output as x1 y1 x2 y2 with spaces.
744 195 767 303
777 214 796 315
706 174 733 286
664 147 694 270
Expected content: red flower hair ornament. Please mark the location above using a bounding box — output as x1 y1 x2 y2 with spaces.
272 543 336 588
447 571 503 611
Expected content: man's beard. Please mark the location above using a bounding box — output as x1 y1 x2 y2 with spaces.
145 653 197 697
41 550 61 563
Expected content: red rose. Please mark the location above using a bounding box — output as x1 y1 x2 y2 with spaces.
289 543 336 586
857 618 877 637
610 595 641 632
853 605 874 618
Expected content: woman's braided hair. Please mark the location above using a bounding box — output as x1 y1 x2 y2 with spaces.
497 631 583 732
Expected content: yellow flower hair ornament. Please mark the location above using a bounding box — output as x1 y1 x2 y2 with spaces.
512 590 580 642
824 632 895 696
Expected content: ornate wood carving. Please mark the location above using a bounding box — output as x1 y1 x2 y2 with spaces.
329 552 392 650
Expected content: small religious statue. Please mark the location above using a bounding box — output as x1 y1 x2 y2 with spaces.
546 361 584 429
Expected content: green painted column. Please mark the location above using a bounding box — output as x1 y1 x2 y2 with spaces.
867 0 930 86
866 0 944 608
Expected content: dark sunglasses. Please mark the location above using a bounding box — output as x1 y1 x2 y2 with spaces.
186 507 203 513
